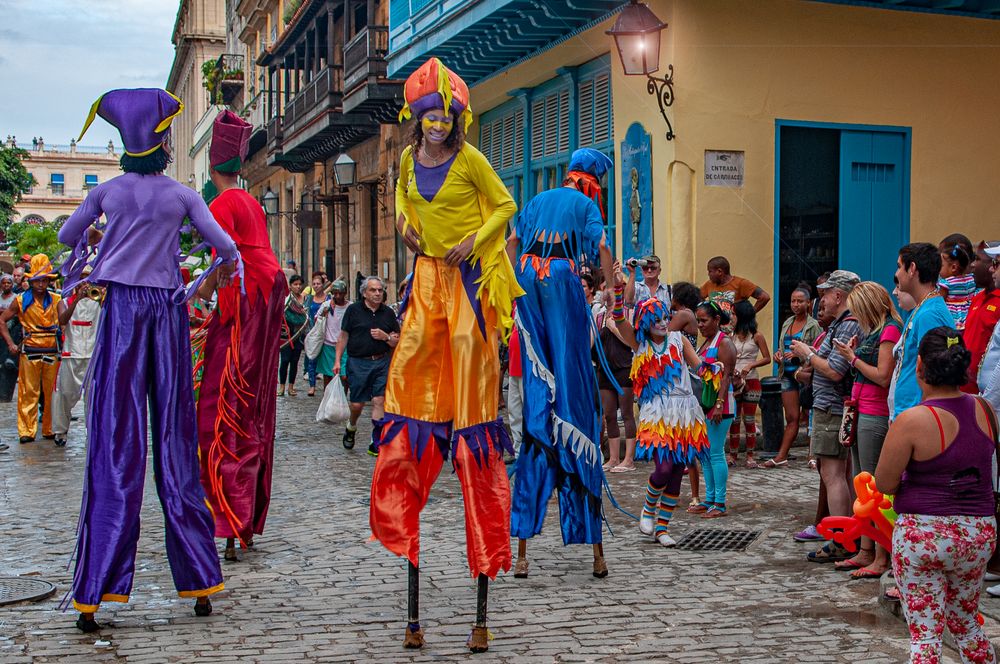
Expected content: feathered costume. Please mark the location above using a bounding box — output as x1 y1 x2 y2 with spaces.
510 148 612 547
630 299 708 544
59 89 237 615
196 110 287 551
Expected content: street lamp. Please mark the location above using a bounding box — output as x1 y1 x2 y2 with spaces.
262 187 279 216
333 152 357 188
607 0 675 140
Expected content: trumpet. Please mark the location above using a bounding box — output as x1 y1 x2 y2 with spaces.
87 287 104 301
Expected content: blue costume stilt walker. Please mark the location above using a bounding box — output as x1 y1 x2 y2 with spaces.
508 148 617 579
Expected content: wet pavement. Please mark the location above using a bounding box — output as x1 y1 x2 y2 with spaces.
0 389 993 662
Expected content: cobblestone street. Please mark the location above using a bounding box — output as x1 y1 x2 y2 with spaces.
0 392 993 662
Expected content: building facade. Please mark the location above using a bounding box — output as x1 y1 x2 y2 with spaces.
166 0 228 188
388 0 1000 336
12 137 122 224
227 0 405 295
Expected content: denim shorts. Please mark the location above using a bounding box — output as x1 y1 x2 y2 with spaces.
345 355 390 403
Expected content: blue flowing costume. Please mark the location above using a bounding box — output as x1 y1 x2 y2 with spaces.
510 187 607 545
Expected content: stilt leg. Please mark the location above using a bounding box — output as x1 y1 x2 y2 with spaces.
593 543 608 578
75 612 100 633
224 537 237 562
468 574 489 653
403 562 424 649
514 538 528 578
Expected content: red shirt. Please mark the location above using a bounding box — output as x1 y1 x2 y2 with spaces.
962 288 1000 393
209 188 281 318
508 318 522 378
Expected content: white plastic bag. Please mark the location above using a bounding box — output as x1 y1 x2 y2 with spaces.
304 302 329 361
316 380 349 424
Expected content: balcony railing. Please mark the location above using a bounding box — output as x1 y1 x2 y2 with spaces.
344 25 389 94
209 53 246 105
266 115 283 158
282 65 344 144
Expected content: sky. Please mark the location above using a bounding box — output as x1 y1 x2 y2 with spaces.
0 0 179 149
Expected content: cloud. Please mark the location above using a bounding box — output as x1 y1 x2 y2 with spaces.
0 0 178 146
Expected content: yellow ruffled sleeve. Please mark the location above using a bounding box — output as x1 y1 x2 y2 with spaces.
462 145 523 340
396 146 420 238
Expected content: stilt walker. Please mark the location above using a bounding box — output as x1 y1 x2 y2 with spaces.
369 57 521 653
58 88 240 632
507 148 617 578
196 110 287 562
609 280 710 547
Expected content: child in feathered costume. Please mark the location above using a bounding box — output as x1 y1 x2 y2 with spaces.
609 265 709 546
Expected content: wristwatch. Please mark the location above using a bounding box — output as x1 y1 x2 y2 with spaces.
806 351 816 365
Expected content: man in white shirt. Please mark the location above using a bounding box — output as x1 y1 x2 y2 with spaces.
624 254 671 308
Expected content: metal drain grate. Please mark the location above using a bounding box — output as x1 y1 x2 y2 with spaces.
674 529 761 552
0 577 56 606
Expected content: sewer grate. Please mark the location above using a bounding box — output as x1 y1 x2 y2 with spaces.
0 577 57 606
674 529 761 552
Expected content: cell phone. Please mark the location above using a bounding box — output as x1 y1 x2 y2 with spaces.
832 338 847 346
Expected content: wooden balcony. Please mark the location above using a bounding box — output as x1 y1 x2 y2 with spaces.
342 25 402 122
281 64 379 165
265 115 283 166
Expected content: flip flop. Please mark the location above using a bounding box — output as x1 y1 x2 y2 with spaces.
850 567 887 580
760 458 788 469
834 558 867 571
884 586 901 602
611 465 636 473
807 543 852 563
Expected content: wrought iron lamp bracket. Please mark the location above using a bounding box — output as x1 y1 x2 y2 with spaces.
646 65 675 141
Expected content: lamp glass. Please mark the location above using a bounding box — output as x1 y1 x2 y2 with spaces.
334 153 356 187
607 1 668 76
262 188 278 216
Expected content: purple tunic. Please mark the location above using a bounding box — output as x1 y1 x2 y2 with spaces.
59 172 238 288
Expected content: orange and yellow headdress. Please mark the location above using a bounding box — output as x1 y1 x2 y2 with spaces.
398 57 472 133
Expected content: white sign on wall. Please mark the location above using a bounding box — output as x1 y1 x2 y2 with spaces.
704 150 744 187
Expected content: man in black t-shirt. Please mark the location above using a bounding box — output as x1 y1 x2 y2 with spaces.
334 276 400 453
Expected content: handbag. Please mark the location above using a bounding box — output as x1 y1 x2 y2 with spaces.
838 398 859 448
304 302 329 361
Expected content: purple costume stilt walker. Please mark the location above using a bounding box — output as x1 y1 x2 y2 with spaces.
58 89 240 629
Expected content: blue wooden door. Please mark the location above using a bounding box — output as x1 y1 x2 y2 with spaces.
838 130 909 292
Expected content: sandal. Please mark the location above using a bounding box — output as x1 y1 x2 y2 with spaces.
602 461 620 471
745 456 758 469
760 458 788 469
850 566 888 580
288 385 297 396
807 543 852 563
687 502 710 514
883 586 901 602
726 454 736 467
610 464 636 473
808 458 818 471
702 506 727 519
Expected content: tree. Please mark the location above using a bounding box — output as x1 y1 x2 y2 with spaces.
0 146 35 233
15 221 64 261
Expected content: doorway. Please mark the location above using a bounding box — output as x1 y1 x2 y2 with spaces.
775 121 911 326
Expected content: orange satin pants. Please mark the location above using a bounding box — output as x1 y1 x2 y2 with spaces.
370 256 512 578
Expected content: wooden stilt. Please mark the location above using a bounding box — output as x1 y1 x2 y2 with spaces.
403 562 424 648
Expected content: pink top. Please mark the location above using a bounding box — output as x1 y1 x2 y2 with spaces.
851 324 902 417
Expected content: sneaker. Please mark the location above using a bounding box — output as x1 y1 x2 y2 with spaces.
342 427 356 449
0 442 8 452
985 572 1000 582
793 525 824 542
656 532 676 547
54 437 67 447
367 442 379 457
987 584 1000 598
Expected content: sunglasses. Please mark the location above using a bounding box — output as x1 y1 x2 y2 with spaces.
641 264 659 271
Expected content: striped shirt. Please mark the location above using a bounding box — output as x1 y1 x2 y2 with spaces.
939 273 976 331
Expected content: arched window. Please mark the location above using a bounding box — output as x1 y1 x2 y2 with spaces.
21 214 46 225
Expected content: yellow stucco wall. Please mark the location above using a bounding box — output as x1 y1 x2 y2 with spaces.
472 0 1000 335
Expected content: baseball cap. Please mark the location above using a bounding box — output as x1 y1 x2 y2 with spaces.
643 254 661 265
816 269 860 292
984 242 1000 256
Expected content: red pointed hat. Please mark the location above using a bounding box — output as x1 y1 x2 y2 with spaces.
210 110 252 173
398 58 472 132
78 88 183 157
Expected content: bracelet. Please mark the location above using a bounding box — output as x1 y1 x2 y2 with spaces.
612 284 625 322
850 357 858 368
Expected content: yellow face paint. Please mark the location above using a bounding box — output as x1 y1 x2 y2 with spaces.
421 110 453 136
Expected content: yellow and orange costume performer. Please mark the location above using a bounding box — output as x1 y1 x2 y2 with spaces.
369 57 521 653
2 255 61 443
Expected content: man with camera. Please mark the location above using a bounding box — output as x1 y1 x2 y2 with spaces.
50 278 103 447
624 254 671 309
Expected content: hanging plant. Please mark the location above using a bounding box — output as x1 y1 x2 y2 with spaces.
283 0 303 25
